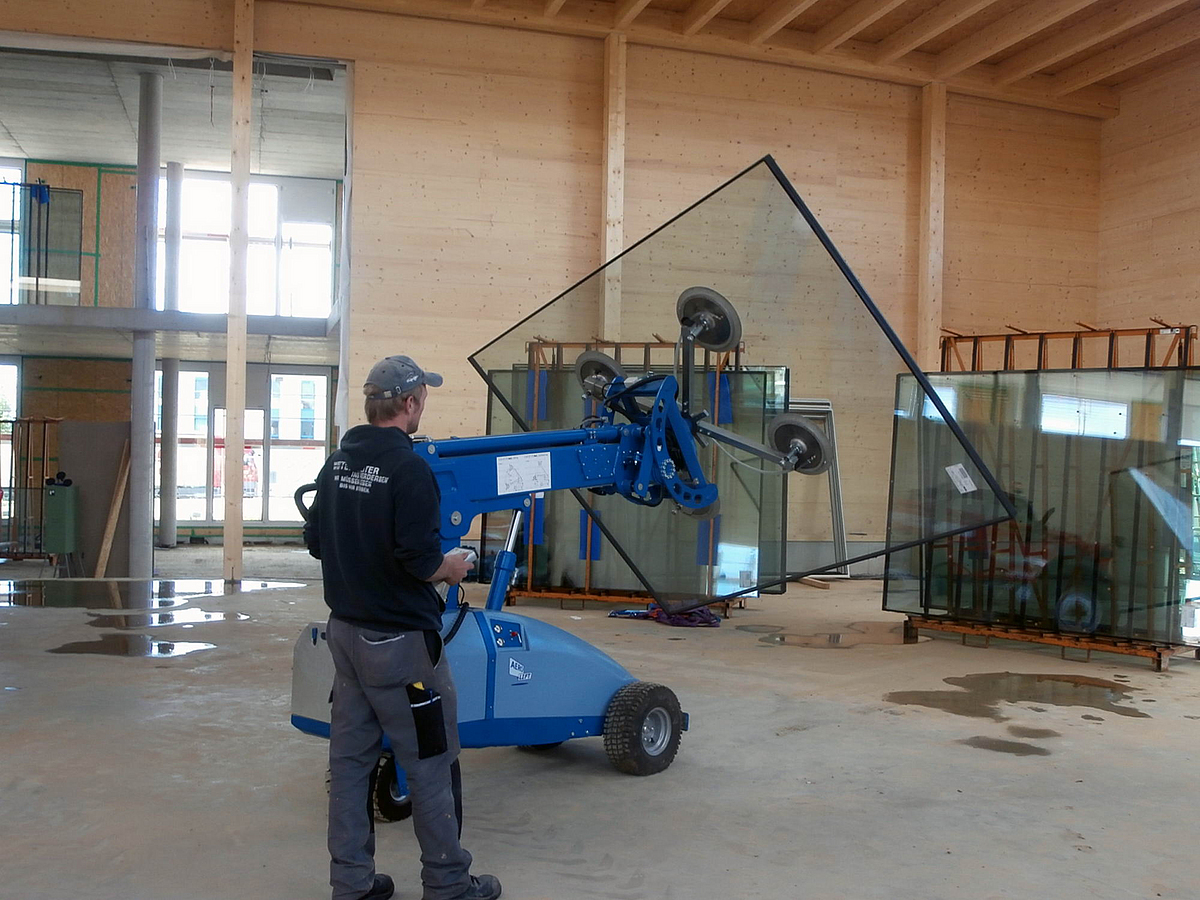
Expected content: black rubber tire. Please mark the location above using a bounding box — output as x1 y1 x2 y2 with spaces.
371 751 413 823
603 682 683 775
517 742 564 752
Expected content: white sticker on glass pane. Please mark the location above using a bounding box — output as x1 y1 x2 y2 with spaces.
945 463 978 494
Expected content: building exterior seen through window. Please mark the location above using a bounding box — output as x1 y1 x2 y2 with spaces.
154 366 332 526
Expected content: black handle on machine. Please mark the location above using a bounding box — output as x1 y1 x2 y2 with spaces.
294 482 317 523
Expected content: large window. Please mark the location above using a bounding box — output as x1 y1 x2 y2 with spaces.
155 174 336 318
154 365 331 526
1 164 22 306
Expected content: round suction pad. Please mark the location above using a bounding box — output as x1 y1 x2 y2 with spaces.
676 286 742 353
768 414 832 476
574 351 626 400
680 497 721 521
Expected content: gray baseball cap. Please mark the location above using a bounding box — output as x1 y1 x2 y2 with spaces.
365 355 443 398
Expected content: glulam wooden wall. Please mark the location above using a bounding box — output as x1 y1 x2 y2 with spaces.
1099 54 1200 329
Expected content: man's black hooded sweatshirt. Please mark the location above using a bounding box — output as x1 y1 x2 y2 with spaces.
304 424 445 631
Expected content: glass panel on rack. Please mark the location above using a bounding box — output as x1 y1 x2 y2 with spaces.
213 409 265 522
471 158 1011 612
886 369 1196 647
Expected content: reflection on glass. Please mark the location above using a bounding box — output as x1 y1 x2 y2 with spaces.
470 158 1009 609
213 408 265 521
885 369 1198 647
155 369 210 522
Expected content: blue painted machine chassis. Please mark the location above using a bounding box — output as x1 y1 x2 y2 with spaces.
291 606 637 753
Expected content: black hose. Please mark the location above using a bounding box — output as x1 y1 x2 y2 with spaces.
443 601 471 646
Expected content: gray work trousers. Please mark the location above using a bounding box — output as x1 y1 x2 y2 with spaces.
326 616 473 900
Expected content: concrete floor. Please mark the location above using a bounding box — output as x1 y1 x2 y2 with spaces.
1 564 1197 900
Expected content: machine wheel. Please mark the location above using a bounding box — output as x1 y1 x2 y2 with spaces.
517 742 564 752
371 751 413 823
603 682 683 775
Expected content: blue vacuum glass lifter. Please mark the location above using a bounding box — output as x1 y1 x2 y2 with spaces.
291 288 831 819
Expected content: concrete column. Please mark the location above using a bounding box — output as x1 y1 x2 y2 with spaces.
157 161 183 548
129 72 161 578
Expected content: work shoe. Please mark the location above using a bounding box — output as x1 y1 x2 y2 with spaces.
359 874 395 900
457 874 502 900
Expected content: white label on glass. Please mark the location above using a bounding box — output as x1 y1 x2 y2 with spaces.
497 452 552 495
945 463 978 494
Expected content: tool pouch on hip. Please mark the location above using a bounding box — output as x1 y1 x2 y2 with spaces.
406 682 448 759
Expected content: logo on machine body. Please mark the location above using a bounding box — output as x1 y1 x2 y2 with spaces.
509 658 532 683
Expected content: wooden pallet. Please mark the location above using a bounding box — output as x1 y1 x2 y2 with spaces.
904 615 1199 672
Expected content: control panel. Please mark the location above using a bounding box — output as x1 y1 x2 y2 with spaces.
489 618 526 651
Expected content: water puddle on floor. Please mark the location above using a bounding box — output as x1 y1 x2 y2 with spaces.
884 672 1150 721
86 609 250 629
1007 725 1060 739
958 736 1052 756
0 579 302 610
741 621 925 648
48 634 216 657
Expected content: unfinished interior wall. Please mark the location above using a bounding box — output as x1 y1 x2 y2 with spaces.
624 46 921 551
944 96 1100 335
1099 55 1200 329
24 162 137 308
263 9 606 439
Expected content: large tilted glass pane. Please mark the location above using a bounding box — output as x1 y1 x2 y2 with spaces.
471 159 1011 611
886 369 1196 647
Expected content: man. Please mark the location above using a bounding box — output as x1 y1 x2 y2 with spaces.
304 354 501 900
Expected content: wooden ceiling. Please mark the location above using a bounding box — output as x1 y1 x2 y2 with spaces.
295 0 1200 116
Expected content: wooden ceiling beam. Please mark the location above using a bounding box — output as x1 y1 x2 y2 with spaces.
812 0 909 54
993 0 1192 85
873 0 1002 65
680 0 736 36
614 0 653 29
747 0 823 45
934 0 1102 79
276 0 1120 116
1052 6 1200 95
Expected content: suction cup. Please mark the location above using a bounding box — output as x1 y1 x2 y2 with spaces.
574 351 626 400
768 414 832 476
676 287 742 353
679 497 721 521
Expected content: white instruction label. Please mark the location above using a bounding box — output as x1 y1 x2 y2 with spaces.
497 452 552 495
945 463 978 494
